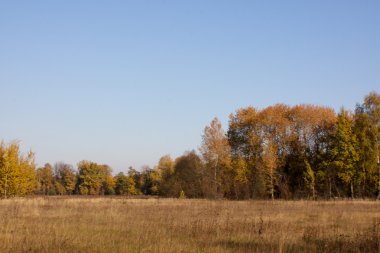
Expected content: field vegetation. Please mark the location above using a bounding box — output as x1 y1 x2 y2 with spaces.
0 197 379 253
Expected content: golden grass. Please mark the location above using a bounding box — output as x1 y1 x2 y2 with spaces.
0 197 379 253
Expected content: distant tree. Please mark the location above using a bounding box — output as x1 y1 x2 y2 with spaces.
363 92 380 126
172 151 204 198
227 107 263 199
231 155 250 199
200 117 231 198
54 181 66 195
228 103 338 199
149 169 162 195
362 92 380 198
287 105 336 198
354 106 379 197
285 139 316 199
102 169 115 195
125 167 142 195
114 172 126 195
352 92 380 197
329 109 359 198
36 163 55 195
260 141 278 200
54 162 76 195
138 166 153 195
114 172 137 195
76 161 114 195
0 141 36 197
303 160 316 199
136 165 163 195
155 155 175 196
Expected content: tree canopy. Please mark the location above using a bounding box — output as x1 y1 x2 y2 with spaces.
1 92 379 199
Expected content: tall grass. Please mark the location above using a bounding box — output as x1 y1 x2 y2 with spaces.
0 197 379 252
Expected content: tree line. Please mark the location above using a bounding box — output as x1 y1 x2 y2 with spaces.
1 92 379 199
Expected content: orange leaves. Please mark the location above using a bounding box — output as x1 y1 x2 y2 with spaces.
228 103 337 160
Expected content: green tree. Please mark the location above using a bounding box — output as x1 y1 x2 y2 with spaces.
330 109 359 198
303 160 316 199
114 172 137 195
354 106 379 197
362 92 380 198
138 166 155 195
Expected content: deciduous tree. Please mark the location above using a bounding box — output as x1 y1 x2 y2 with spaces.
0 141 36 197
330 109 359 198
76 161 114 195
200 117 231 198
36 163 55 195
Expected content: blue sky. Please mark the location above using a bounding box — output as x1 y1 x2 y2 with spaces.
1 1 379 173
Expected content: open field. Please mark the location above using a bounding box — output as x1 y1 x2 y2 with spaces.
0 198 379 253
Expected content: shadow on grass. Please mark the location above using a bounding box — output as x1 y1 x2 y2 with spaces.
302 228 380 253
214 239 274 253
207 232 380 253
303 236 379 253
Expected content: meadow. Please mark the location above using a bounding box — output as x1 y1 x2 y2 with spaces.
0 197 379 253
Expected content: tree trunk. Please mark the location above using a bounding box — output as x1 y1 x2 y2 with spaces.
214 156 219 198
335 181 341 198
329 177 332 199
270 173 274 200
350 181 354 199
362 168 366 197
271 187 274 200
4 174 7 198
377 166 380 200
214 164 218 197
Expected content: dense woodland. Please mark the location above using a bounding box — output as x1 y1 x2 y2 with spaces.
1 92 379 199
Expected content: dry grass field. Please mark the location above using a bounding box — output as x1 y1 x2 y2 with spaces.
0 197 379 253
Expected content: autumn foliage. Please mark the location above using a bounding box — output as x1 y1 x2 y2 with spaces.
1 92 379 199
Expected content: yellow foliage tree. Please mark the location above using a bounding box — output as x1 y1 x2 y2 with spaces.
0 141 37 197
200 117 231 198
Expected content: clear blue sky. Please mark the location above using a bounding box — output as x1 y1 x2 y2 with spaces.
1 1 379 173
